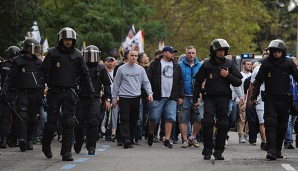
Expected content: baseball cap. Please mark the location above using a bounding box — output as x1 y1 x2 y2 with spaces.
105 57 115 62
162 46 177 53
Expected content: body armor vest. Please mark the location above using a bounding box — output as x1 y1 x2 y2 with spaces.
14 55 42 89
261 57 292 96
203 58 232 97
47 48 83 88
0 59 13 88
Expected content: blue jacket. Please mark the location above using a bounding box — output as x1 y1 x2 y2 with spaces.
179 57 202 95
290 75 298 101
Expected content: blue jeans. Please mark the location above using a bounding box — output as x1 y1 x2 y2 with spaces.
149 98 177 124
284 114 297 145
177 96 203 124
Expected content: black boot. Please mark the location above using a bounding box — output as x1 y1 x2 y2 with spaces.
18 139 27 152
88 147 95 155
62 152 73 161
202 148 212 160
213 150 224 160
74 143 83 154
42 145 53 159
26 141 33 150
266 149 277 160
0 137 7 148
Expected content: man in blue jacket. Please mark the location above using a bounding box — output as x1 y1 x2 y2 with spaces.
178 46 202 148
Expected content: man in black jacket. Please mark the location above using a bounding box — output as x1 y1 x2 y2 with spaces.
74 45 111 155
147 46 184 148
38 27 94 161
251 39 298 160
193 39 242 160
1 38 42 152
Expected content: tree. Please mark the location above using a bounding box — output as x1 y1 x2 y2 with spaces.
0 0 42 57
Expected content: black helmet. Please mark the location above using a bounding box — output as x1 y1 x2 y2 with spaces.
268 39 287 56
21 38 40 55
83 45 101 63
58 27 77 46
209 39 230 56
5 46 20 59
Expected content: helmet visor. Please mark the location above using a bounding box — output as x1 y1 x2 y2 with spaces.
27 44 41 55
83 49 99 63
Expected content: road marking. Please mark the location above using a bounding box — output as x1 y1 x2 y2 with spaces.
101 145 110 148
74 158 89 163
96 149 106 152
282 164 296 171
84 153 97 156
60 164 76 170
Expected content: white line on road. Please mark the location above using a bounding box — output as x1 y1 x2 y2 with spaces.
60 164 76 170
282 164 296 171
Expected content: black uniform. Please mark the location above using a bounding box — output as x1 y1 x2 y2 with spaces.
1 54 42 151
193 57 242 159
0 59 15 148
74 63 111 154
252 56 298 159
38 46 94 160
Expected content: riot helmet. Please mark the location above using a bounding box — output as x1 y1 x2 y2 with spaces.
20 38 41 55
83 45 101 63
209 39 230 56
57 27 77 47
268 39 287 56
5 46 20 59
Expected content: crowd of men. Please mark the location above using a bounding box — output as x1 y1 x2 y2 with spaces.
0 27 298 162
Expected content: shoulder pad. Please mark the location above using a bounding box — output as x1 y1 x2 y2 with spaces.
12 55 25 65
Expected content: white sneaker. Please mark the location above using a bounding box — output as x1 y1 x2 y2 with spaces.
239 135 246 143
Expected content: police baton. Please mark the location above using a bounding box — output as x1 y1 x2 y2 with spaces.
31 72 48 110
7 102 24 122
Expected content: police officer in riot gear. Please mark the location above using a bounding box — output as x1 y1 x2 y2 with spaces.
1 38 42 152
38 27 94 161
74 45 111 155
193 39 242 160
251 39 298 160
0 46 20 148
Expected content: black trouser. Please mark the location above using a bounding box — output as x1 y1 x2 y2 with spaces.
16 92 38 142
264 96 289 154
202 96 229 155
74 97 99 150
119 96 140 142
42 88 77 156
246 105 259 143
0 101 12 137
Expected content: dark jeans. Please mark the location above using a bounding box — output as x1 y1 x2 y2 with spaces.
246 105 259 143
119 96 140 142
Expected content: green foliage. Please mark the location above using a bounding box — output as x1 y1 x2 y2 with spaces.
0 0 42 57
1 0 298 59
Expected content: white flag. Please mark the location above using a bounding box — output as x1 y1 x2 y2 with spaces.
31 21 41 43
43 38 49 53
126 29 144 53
122 25 136 51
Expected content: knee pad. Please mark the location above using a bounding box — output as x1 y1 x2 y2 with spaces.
63 119 75 129
87 118 99 128
18 111 29 122
216 120 229 130
202 118 215 128
264 117 277 128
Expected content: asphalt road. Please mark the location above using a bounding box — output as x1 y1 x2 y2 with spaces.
0 131 297 171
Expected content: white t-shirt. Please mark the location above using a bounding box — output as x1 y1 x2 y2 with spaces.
250 65 264 101
160 59 173 97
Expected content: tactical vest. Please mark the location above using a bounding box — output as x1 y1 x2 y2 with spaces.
79 64 104 97
0 59 13 88
14 55 42 89
261 57 292 96
47 48 84 88
203 58 233 97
